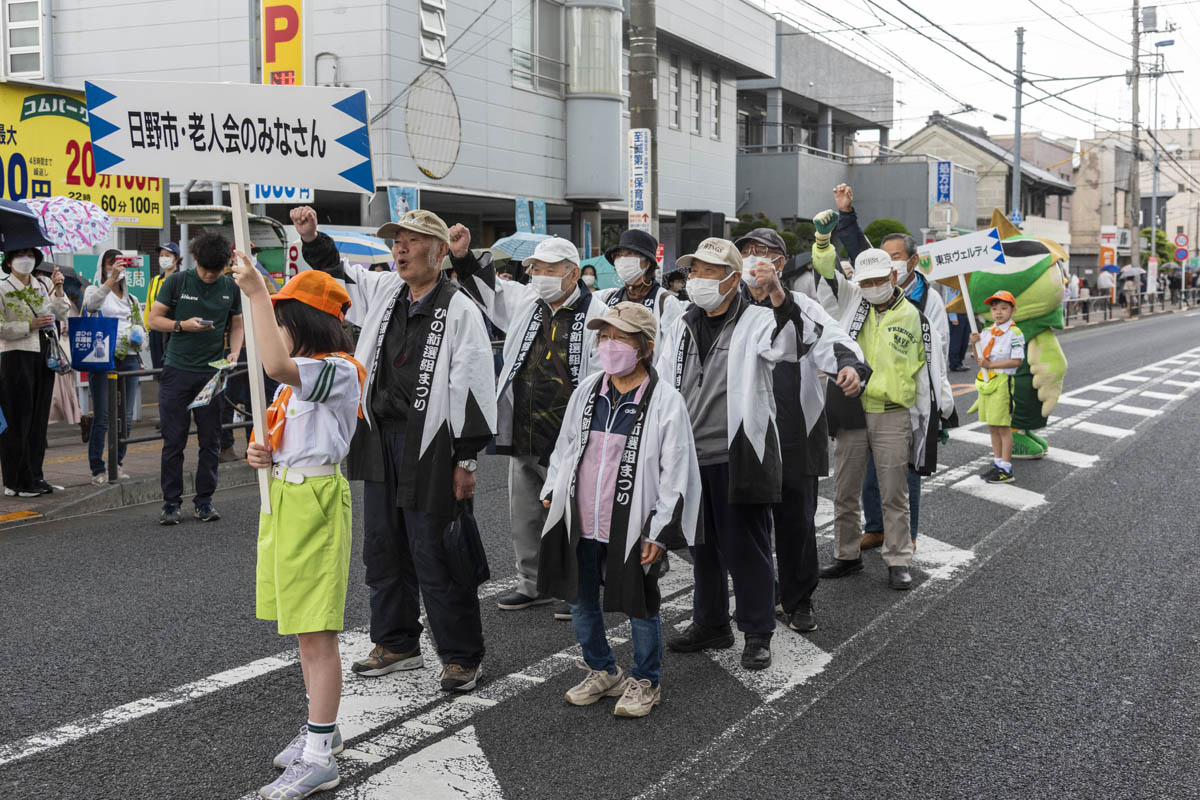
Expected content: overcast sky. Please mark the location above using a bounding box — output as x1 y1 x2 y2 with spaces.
767 0 1200 146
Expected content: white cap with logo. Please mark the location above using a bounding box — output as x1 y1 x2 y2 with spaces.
852 248 896 283
521 237 581 267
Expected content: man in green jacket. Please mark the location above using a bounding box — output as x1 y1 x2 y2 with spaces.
820 248 925 590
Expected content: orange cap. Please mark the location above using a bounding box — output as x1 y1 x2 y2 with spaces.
984 290 1017 309
272 270 351 320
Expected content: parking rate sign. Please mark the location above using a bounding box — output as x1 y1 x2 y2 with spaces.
83 80 374 194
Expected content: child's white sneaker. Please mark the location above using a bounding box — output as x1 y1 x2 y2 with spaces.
259 757 340 798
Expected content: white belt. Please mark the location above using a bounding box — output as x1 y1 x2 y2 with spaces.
271 464 339 484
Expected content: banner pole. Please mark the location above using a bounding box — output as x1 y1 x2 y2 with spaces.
230 182 272 513
957 274 983 361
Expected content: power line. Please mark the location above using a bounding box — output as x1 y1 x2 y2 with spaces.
1024 0 1137 61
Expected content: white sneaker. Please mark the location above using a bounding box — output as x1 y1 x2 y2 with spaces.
117 467 130 480
91 474 108 486
259 757 340 798
613 677 661 718
3 487 14 497
564 662 625 706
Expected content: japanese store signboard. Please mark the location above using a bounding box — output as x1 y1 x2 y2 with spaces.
84 80 375 195
0 83 162 227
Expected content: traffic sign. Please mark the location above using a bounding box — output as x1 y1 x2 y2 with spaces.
935 160 952 204
1174 233 1189 247
84 79 375 194
1175 247 1189 262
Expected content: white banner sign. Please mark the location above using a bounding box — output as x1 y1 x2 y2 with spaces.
918 227 1007 281
249 184 313 203
84 79 374 194
628 128 651 232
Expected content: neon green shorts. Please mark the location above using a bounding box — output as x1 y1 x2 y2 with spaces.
969 373 1014 428
256 471 352 635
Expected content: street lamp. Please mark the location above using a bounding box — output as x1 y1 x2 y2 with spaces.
1150 39 1174 298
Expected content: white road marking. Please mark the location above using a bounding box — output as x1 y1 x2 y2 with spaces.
911 535 977 579
1181 370 1200 377
1055 396 1097 407
950 476 1048 510
1140 365 1170 372
337 725 504 800
1080 385 1124 394
1106 375 1146 382
1162 379 1199 388
1141 390 1183 401
1108 403 1162 418
948 428 1099 468
1071 420 1134 438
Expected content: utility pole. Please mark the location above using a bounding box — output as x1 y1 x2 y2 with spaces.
629 0 659 238
1151 53 1161 291
1011 27 1024 224
1129 0 1142 271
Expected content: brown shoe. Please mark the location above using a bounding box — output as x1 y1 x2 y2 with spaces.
860 531 884 550
351 644 423 677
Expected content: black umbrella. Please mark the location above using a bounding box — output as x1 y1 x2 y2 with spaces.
0 198 52 252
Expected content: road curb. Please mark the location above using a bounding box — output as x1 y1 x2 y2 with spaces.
1063 304 1190 332
11 461 259 526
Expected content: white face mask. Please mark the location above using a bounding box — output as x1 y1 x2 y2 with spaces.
531 274 567 303
159 256 175 270
581 275 596 288
614 256 645 285
861 283 894 305
741 255 762 288
10 256 35 275
688 274 735 311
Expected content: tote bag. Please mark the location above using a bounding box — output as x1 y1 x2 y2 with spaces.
68 313 118 372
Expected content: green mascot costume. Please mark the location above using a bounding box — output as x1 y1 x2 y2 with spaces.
937 210 1069 459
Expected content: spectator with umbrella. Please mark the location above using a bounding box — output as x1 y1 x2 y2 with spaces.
0 199 67 497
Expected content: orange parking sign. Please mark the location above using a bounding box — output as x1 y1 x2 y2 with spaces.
262 0 304 86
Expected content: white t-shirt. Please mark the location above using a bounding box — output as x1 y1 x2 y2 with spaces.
271 356 362 467
978 320 1026 377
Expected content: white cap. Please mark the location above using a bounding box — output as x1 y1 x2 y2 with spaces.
521 237 580 268
852 248 895 283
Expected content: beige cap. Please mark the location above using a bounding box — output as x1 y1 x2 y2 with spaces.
375 209 450 244
675 237 742 271
586 300 658 341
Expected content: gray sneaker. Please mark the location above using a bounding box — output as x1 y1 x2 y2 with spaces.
272 725 345 769
613 677 662 718
259 757 340 799
564 662 625 706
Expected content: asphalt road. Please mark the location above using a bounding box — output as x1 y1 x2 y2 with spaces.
2 310 1199 800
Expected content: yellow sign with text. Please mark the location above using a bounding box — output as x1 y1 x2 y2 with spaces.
0 84 162 227
262 0 305 86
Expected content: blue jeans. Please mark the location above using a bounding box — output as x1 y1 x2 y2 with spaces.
88 355 139 476
861 449 921 540
571 537 662 686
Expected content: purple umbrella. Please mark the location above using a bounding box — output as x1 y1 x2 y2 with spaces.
21 196 113 255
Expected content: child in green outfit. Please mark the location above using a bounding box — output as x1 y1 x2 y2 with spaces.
232 253 365 799
969 290 1025 484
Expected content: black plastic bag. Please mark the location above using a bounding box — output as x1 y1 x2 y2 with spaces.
444 498 490 588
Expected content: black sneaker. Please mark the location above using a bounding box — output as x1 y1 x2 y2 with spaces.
495 589 554 610
819 558 864 579
666 622 735 653
194 504 221 522
788 600 817 632
33 480 53 495
741 633 772 671
160 504 182 525
888 565 913 590
552 602 573 621
985 466 1014 484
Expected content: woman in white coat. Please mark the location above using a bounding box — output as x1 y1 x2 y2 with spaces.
537 302 700 719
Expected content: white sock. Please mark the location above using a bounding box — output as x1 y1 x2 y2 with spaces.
993 458 1002 467
998 460 1012 472
301 721 335 766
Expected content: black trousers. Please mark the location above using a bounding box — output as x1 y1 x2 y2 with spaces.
158 366 222 508
690 462 776 635
0 350 54 491
364 430 485 667
772 473 819 615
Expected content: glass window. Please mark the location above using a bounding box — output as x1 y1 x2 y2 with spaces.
7 1 35 22
512 0 564 95
4 0 42 77
710 68 720 139
9 51 37 73
8 24 35 47
690 62 702 135
668 54 680 129
566 5 620 96
621 48 630 113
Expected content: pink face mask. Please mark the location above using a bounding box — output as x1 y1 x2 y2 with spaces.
598 338 639 377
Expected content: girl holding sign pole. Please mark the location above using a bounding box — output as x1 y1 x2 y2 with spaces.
231 251 365 799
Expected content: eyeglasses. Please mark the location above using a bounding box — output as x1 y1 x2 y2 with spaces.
740 244 781 258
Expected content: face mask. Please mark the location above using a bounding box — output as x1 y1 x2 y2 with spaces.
614 256 645 285
688 274 734 311
598 339 640 377
861 283 894 305
531 274 566 303
10 256 35 275
159 256 175 270
581 275 596 288
742 255 762 288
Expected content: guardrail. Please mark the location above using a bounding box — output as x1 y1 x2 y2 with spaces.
1063 297 1115 325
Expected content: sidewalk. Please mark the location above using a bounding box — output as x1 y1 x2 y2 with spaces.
0 379 256 526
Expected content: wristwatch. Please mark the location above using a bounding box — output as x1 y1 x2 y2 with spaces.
456 459 478 473
173 320 182 333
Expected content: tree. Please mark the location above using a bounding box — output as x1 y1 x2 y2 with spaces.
862 218 910 248
1139 227 1172 266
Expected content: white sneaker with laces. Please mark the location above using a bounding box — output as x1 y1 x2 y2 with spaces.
564 662 625 706
91 474 108 486
258 757 340 799
613 677 662 718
